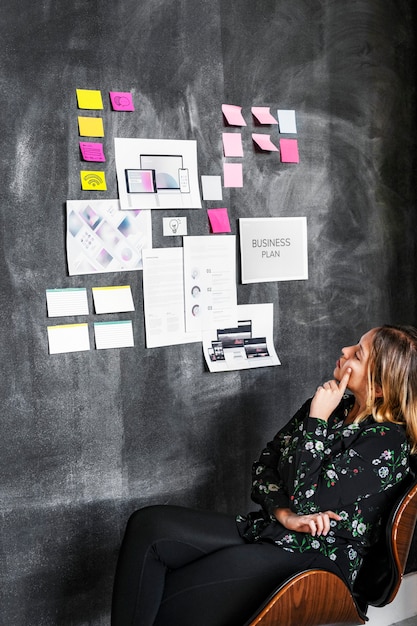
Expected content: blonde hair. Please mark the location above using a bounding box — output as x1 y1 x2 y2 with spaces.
358 325 417 453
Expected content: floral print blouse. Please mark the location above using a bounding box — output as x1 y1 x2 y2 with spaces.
236 395 410 586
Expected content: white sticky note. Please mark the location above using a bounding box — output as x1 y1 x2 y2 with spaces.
92 286 134 314
94 321 134 349
46 288 89 317
47 324 90 354
277 109 297 134
201 176 223 201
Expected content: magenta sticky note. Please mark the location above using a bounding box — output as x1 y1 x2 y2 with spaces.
221 104 247 126
223 163 243 188
252 134 279 152
109 91 135 111
207 208 231 234
79 141 106 162
222 132 243 157
279 138 299 163
251 107 278 124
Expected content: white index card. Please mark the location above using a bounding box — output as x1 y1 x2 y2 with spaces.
93 320 134 349
46 288 89 317
92 285 135 314
47 323 90 354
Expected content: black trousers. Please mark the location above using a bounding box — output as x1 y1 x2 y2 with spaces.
111 505 340 626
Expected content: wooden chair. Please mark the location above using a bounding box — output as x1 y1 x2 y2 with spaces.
245 457 417 626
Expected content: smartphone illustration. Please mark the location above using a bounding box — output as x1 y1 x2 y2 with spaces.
179 168 190 193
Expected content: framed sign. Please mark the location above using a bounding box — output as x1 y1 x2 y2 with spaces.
239 217 308 284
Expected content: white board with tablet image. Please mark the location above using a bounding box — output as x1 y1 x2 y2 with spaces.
115 138 202 210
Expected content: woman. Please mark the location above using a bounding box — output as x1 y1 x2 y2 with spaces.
111 325 417 626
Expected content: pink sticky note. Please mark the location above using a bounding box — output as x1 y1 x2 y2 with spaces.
251 107 278 124
280 138 300 163
222 104 247 126
79 141 106 162
207 208 231 234
109 91 135 111
252 134 279 152
223 163 243 188
222 133 243 157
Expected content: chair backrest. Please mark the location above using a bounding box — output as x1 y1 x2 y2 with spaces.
353 455 417 610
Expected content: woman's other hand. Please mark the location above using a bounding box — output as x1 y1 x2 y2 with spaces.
274 508 341 536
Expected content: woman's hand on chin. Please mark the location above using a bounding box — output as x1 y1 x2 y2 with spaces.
309 368 352 422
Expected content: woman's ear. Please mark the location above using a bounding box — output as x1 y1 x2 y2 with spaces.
375 383 383 398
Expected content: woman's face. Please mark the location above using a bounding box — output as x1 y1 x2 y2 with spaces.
333 329 377 401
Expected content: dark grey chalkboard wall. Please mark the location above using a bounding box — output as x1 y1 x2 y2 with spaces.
0 1 416 624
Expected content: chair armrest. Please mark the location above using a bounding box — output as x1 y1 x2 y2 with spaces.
246 568 366 626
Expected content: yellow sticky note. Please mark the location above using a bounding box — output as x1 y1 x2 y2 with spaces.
78 116 104 137
76 89 103 110
80 170 107 191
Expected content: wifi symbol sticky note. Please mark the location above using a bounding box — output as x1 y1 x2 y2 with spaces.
80 171 107 191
